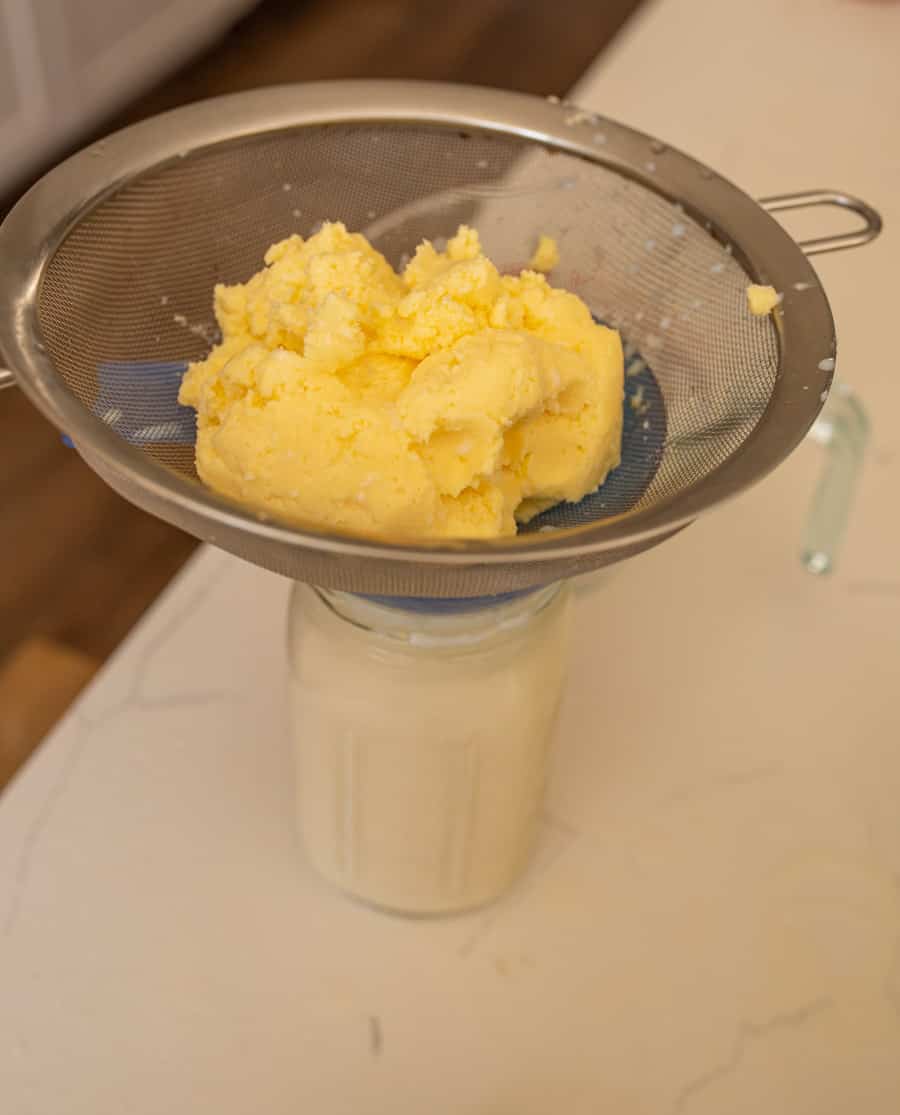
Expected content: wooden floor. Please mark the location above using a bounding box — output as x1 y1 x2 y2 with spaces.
0 0 643 785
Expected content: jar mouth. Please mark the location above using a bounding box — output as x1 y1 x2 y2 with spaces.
354 589 541 616
312 583 562 648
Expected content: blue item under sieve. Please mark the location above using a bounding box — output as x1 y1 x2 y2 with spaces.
75 339 664 611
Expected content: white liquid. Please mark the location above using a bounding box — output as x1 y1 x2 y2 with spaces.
287 586 571 914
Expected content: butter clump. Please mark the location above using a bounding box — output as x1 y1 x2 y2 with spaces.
179 222 623 540
746 283 782 316
528 234 560 272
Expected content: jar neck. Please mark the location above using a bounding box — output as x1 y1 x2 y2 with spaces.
314 584 563 649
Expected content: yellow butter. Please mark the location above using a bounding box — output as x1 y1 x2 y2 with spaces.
746 283 782 316
179 222 623 540
528 234 560 272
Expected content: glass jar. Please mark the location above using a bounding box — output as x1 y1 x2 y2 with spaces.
286 583 572 915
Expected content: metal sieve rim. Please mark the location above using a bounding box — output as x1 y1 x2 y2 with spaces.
0 80 837 568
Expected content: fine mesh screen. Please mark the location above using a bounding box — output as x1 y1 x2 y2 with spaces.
38 122 779 535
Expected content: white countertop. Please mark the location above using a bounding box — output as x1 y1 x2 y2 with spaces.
3 0 900 1111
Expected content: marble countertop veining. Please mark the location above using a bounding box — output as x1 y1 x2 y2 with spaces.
2 0 900 1110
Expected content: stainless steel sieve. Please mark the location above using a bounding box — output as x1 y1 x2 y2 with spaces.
0 81 882 596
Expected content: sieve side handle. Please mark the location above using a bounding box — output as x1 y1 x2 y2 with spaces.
0 367 14 390
802 381 869 574
759 190 883 255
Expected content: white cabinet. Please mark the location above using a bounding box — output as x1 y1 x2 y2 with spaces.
0 0 255 196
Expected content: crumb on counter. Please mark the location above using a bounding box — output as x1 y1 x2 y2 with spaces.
528 234 560 273
746 284 782 316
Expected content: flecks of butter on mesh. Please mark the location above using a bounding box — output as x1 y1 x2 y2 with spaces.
746 284 783 316
630 384 648 415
